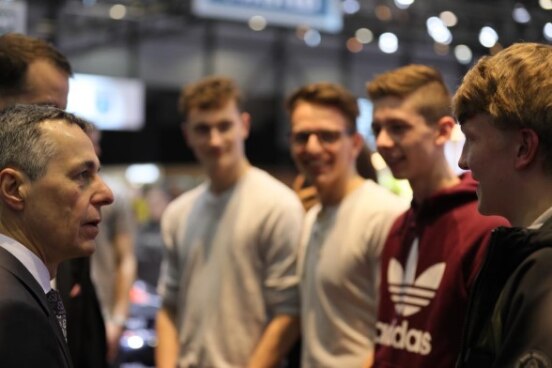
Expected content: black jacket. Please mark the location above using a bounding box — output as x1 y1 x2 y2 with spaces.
0 247 73 368
456 217 552 368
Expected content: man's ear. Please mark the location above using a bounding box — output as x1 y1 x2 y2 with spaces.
240 112 251 140
0 168 28 211
351 132 365 158
514 128 540 170
434 116 456 146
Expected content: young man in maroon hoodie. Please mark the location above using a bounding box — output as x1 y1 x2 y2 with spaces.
366 65 509 368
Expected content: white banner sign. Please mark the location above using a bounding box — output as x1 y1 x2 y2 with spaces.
192 0 342 33
0 1 27 34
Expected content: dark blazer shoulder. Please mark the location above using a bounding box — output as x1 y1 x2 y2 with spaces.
0 247 74 368
0 247 50 311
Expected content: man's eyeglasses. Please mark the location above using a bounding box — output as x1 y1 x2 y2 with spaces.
290 129 348 147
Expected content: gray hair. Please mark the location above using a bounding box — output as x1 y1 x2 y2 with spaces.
0 104 92 180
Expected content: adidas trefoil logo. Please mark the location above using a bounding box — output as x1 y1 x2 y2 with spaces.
388 238 446 317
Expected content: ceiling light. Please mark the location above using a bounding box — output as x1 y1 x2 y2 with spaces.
375 5 392 21
454 44 473 65
426 16 453 45
342 0 360 14
512 3 531 23
109 4 126 20
355 28 374 44
346 37 363 53
248 15 267 31
439 11 458 27
479 26 499 48
304 29 321 47
394 0 414 10
378 32 399 54
539 0 552 10
544 22 552 41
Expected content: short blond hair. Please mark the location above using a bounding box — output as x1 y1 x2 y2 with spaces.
453 43 552 173
366 64 452 125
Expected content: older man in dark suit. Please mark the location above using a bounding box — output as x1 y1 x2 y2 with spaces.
0 32 115 368
0 105 113 367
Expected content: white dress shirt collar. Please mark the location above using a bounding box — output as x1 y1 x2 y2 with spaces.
0 233 52 293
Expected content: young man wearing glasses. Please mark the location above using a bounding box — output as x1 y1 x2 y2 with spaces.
367 65 508 368
287 82 407 368
156 76 304 368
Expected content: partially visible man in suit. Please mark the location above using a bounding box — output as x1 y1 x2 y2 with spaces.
0 104 113 367
0 33 69 111
0 32 110 368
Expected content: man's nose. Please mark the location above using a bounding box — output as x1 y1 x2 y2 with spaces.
304 133 324 153
458 147 470 171
93 177 114 206
375 129 394 150
208 128 224 146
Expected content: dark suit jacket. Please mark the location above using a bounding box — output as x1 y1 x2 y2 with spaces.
57 257 108 368
0 246 73 368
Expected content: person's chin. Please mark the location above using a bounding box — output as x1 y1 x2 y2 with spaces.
207 155 233 170
388 167 408 180
78 240 97 257
305 164 330 181
209 163 236 179
385 160 408 179
312 174 334 191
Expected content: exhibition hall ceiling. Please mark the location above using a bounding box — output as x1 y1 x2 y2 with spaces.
25 0 552 64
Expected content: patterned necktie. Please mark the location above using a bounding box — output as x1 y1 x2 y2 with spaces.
46 289 67 342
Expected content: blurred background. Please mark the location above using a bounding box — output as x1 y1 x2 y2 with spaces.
2 0 550 169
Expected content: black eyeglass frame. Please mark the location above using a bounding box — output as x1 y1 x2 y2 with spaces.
289 128 356 147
